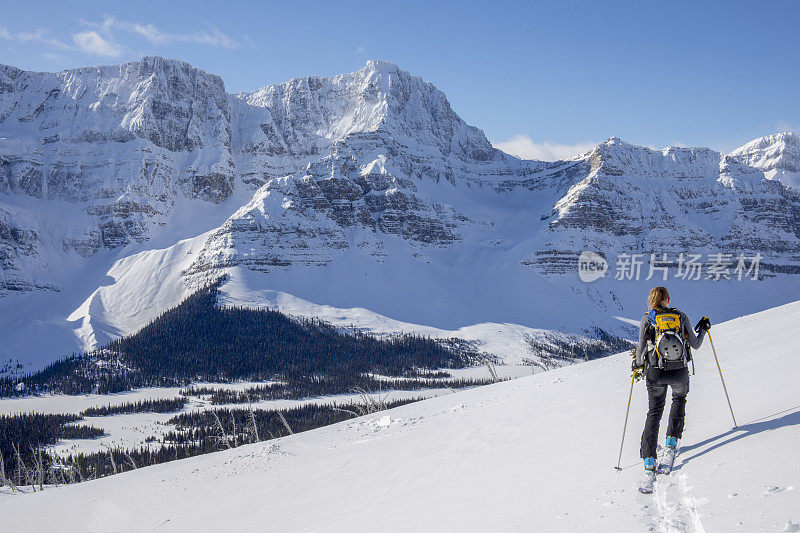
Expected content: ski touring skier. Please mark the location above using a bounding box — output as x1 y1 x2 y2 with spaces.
632 287 711 494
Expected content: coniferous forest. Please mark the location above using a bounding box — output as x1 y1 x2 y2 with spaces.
0 282 486 398
80 398 189 417
0 282 630 492
0 413 105 488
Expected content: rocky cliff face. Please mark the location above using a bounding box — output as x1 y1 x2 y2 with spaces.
182 152 476 284
527 138 800 277
231 60 502 188
0 58 530 295
0 203 57 294
0 57 234 275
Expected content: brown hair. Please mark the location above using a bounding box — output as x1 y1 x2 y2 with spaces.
648 287 670 309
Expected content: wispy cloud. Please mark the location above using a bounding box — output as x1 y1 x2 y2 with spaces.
492 135 597 161
72 31 122 57
84 15 247 50
2 17 247 62
0 26 70 49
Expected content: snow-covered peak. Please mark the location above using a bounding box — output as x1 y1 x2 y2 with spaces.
729 132 800 187
0 56 235 282
581 136 722 179
138 55 207 73
590 136 721 159
362 59 402 74
0 56 230 153
235 60 497 164
0 55 226 104
731 131 800 161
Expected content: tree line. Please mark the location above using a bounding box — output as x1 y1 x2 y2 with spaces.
81 397 188 417
187 374 499 405
1 282 481 398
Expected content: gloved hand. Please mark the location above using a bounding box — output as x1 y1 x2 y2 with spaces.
631 357 644 382
695 316 711 333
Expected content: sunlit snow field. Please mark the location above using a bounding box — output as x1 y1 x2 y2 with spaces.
2 301 799 531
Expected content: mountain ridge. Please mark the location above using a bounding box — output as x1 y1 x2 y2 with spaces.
1 56 799 372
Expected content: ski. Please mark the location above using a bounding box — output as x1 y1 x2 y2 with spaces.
656 447 677 474
656 441 678 474
638 469 656 494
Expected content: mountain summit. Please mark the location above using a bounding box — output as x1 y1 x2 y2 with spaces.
233 59 500 185
729 131 800 188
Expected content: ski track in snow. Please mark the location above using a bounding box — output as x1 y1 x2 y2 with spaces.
648 470 705 533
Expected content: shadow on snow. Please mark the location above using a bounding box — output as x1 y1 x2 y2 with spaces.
674 405 800 469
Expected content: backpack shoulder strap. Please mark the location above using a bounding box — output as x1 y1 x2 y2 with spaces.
668 308 685 329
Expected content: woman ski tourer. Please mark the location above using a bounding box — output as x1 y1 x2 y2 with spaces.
632 286 711 494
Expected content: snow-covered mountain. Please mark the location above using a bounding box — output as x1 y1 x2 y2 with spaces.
1 57 799 370
3 298 798 531
530 138 800 279
0 56 233 253
729 131 800 189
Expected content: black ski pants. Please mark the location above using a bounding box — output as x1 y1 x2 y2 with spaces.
640 366 690 459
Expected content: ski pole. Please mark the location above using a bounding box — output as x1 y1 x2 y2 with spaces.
614 372 636 470
707 330 738 429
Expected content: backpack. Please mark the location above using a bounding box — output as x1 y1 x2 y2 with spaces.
646 308 688 370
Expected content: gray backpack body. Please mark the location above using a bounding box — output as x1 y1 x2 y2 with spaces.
645 308 688 371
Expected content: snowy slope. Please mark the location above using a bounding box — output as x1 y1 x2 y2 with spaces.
2 300 798 531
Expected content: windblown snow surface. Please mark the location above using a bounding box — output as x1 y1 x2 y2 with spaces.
1 301 799 531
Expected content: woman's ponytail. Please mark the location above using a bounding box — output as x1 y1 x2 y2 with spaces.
648 287 670 309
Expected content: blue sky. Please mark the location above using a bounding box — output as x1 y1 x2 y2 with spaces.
1 0 798 158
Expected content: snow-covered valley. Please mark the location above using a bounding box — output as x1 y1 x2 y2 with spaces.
1 298 798 531
0 364 532 458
